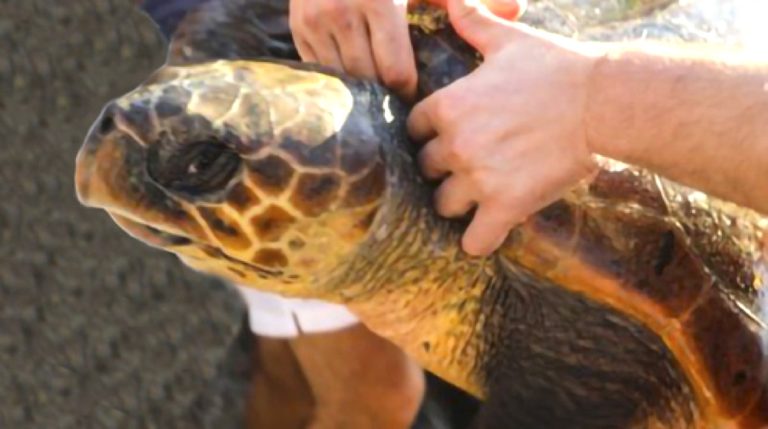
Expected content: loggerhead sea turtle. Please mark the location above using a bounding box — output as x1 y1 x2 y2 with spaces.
74 1 768 427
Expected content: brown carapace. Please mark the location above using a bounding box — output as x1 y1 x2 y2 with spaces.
74 1 768 428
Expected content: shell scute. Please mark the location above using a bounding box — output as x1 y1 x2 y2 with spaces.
251 205 296 243
340 142 378 175
226 182 260 210
251 248 288 268
571 210 711 318
246 154 295 196
291 172 342 217
740 386 768 427
685 291 765 418
279 136 339 168
197 206 251 251
341 161 386 209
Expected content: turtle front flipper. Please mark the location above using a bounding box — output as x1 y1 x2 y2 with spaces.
488 167 768 428
471 255 698 429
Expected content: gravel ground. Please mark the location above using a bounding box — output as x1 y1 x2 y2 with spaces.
0 2 250 428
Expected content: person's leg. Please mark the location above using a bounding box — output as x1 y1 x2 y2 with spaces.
244 323 426 429
290 323 425 429
237 287 425 429
244 335 315 429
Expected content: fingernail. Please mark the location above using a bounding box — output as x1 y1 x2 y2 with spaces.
483 0 524 19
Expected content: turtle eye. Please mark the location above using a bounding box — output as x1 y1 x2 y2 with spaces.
147 140 241 196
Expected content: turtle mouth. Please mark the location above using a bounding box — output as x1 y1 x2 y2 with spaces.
109 213 194 249
108 213 284 279
143 225 194 247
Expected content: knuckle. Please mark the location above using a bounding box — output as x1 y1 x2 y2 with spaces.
321 1 351 23
337 16 357 33
435 188 460 217
300 12 322 30
345 52 365 68
299 0 348 30
443 139 466 165
434 87 466 125
330 13 355 32
382 66 415 91
436 203 455 218
470 171 496 198
434 193 451 216
364 0 388 18
431 92 457 121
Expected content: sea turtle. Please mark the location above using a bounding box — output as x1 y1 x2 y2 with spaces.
74 0 768 427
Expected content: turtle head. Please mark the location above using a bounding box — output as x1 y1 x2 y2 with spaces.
75 60 391 297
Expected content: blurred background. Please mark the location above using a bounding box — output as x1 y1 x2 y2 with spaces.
1 2 253 427
0 0 762 428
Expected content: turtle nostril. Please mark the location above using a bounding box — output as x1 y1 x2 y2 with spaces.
99 115 116 135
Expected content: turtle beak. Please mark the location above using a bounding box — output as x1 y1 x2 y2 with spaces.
74 103 211 248
108 213 193 249
75 100 160 212
74 105 140 210
74 145 95 206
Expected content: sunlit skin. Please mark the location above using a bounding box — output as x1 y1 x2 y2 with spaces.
406 0 768 256
289 0 417 101
245 324 425 429
287 0 525 102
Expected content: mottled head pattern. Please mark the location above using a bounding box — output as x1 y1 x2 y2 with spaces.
75 60 389 297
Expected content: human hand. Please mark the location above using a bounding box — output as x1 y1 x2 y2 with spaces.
424 0 526 21
407 0 605 256
289 0 418 100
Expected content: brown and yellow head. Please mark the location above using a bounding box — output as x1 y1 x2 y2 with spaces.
75 60 399 298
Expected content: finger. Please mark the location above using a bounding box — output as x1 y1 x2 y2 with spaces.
367 1 418 101
446 0 519 54
289 0 318 62
334 17 378 79
294 38 319 63
434 175 476 218
462 203 519 256
483 0 526 20
309 34 346 71
289 0 345 70
418 138 452 180
407 96 439 142
426 0 527 20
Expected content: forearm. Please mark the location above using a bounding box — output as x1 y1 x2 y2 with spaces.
586 43 768 214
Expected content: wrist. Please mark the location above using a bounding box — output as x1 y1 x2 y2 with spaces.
581 41 619 160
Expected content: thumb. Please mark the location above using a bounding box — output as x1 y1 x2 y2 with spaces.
446 0 519 54
420 0 526 19
482 0 526 21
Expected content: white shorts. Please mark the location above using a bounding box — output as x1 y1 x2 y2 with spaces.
234 285 360 338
